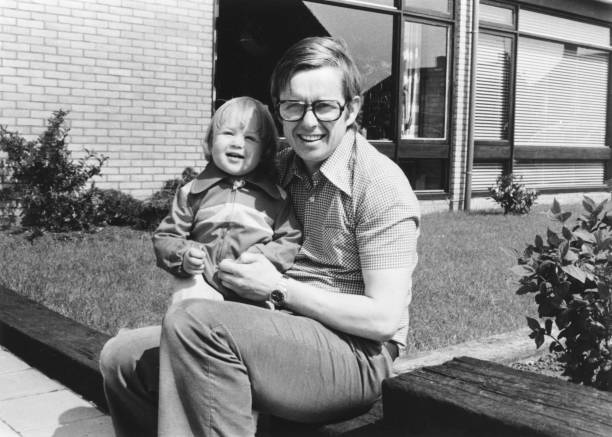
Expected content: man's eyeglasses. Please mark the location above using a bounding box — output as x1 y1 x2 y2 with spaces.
276 100 346 122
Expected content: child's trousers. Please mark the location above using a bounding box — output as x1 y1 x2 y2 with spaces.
99 299 394 437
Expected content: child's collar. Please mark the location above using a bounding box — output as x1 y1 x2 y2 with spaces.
190 162 284 200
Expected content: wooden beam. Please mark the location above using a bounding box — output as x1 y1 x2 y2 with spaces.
514 146 610 161
0 285 110 410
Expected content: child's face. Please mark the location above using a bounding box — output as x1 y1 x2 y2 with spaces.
211 109 263 176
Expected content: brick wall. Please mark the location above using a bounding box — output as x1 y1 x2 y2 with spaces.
0 0 214 198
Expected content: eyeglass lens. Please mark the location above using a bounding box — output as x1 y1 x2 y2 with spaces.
279 101 343 122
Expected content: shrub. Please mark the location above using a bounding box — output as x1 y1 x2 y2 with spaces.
95 188 144 227
0 110 107 232
138 167 198 230
511 196 612 391
489 173 539 215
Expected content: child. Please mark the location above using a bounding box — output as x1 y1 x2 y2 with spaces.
153 97 301 304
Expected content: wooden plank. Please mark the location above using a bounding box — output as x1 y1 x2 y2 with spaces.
429 359 612 433
0 285 110 410
383 357 612 437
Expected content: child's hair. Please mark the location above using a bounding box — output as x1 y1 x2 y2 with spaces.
204 97 279 177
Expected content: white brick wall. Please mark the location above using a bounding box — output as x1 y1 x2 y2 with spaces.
0 0 214 198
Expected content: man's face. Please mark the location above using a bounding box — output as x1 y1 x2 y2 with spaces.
279 67 360 174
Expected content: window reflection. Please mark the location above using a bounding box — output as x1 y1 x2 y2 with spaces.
399 159 447 190
402 21 448 139
216 0 394 140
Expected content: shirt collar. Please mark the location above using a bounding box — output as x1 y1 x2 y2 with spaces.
190 163 283 200
281 130 356 197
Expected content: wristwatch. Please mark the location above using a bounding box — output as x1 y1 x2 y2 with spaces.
269 275 289 309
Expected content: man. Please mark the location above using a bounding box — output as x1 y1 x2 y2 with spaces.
100 36 419 437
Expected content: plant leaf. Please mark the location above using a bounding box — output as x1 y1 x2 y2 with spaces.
535 330 545 349
526 316 541 332
561 264 586 283
544 319 553 335
534 235 544 250
573 229 596 243
561 226 573 241
597 282 610 299
547 228 563 248
550 198 561 214
583 196 595 213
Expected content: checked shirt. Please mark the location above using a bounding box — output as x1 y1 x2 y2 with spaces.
278 130 420 347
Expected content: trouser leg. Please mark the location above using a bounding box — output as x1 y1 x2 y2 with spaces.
99 326 161 437
159 300 394 437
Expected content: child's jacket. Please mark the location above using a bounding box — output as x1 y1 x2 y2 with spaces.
153 163 302 293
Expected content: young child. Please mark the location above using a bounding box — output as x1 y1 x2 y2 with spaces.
153 96 301 304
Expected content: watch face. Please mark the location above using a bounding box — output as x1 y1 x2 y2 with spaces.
270 289 285 306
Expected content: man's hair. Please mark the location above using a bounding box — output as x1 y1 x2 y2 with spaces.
270 37 362 106
204 96 278 175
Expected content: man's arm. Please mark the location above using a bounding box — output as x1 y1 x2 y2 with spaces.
218 216 416 342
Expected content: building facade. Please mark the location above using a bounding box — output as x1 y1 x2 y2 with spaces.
1 0 611 209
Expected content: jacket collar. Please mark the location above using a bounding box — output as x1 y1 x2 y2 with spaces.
190 163 283 200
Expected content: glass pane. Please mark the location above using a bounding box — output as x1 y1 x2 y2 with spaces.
475 33 512 140
515 38 609 147
479 3 514 27
398 159 447 190
356 0 395 7
401 21 449 139
519 9 610 47
216 0 394 140
403 0 450 15
304 2 394 140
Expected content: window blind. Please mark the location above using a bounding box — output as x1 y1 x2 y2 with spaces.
475 32 512 141
519 9 610 48
515 38 609 148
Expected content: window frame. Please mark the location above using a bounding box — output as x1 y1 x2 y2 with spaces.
475 1 611 164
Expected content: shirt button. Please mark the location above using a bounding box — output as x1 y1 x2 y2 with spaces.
308 196 315 203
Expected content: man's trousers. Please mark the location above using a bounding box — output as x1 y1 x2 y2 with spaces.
99 300 395 437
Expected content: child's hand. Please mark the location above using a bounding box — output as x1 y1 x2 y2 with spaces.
182 247 206 275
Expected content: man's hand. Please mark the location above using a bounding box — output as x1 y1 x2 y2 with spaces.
218 253 282 302
182 247 206 275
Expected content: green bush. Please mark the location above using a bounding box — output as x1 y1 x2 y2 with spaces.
0 110 107 232
138 167 198 230
95 188 145 227
489 173 539 215
511 196 612 391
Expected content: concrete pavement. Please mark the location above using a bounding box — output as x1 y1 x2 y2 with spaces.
0 346 113 437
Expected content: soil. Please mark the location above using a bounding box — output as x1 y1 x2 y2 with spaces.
510 352 568 380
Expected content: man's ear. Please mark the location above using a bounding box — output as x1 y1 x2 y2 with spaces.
345 95 362 126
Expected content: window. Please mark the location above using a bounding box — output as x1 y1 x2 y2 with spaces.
475 32 512 141
401 21 449 139
404 0 451 15
215 0 393 140
515 39 609 148
479 3 514 27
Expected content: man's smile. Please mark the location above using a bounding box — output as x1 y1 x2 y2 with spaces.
298 134 326 142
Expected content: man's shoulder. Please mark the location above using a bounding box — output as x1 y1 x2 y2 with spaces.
352 134 408 185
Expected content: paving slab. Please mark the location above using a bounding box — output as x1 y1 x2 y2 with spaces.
0 368 64 401
0 389 104 434
0 349 30 374
21 415 114 437
0 419 20 437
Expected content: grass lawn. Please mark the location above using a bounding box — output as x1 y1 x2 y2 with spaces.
0 200 589 353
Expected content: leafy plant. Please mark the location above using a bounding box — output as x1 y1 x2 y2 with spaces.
511 196 612 390
138 167 198 230
94 188 145 227
0 110 108 232
489 173 539 215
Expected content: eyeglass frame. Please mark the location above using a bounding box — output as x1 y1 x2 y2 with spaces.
275 100 347 122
